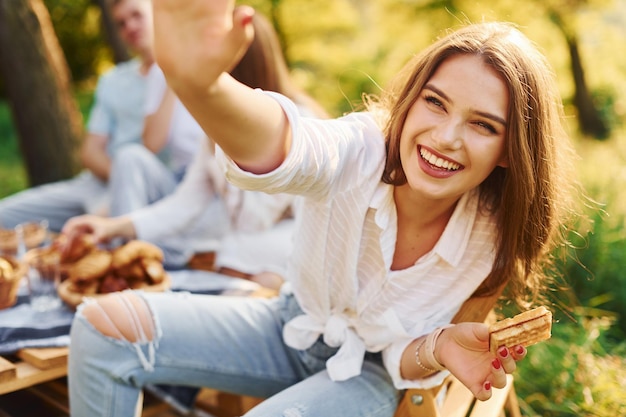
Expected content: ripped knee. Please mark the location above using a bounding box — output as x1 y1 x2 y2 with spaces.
81 291 155 343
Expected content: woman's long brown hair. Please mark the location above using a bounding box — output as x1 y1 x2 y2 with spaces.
369 22 584 308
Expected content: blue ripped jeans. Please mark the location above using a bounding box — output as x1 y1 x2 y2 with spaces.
68 290 399 417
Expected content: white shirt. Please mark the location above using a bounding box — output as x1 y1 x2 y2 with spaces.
87 59 146 156
131 140 295 258
218 92 498 389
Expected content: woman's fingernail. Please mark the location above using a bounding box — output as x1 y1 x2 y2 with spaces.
499 347 509 358
516 345 525 355
484 381 491 391
492 359 501 370
241 14 253 26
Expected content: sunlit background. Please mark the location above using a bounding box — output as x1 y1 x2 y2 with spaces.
1 0 625 415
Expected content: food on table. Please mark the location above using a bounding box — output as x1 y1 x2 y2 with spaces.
56 239 170 308
0 256 27 309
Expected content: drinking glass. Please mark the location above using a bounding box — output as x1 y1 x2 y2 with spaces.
26 248 61 312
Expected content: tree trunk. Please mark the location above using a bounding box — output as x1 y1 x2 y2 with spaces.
548 9 609 139
93 0 130 63
0 0 83 186
567 36 609 139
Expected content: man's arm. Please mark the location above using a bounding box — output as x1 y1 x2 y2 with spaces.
142 87 175 154
80 132 111 181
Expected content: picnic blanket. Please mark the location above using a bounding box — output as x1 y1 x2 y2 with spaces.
0 269 261 354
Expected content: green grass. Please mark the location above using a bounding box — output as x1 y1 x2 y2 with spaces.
514 130 626 416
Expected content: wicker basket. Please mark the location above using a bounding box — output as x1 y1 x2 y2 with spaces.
0 256 27 310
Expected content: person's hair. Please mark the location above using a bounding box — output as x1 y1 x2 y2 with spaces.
109 0 150 6
369 22 584 308
231 13 329 119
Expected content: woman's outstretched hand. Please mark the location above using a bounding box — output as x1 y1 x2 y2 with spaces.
437 323 526 401
152 0 255 96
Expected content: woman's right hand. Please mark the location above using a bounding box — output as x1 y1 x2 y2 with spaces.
152 0 255 96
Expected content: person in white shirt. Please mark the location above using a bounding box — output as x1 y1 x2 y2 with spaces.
62 12 328 275
66 4 587 417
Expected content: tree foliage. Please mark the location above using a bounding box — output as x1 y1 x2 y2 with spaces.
3 0 624 130
43 0 111 85
238 0 622 133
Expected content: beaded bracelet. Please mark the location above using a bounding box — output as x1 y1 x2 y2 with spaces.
415 324 455 373
414 338 437 373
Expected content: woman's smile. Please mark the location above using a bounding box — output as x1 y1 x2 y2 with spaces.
418 145 463 178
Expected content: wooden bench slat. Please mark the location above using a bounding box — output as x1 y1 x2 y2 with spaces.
0 347 69 395
0 360 67 395
468 375 514 417
17 347 68 370
0 356 17 384
439 377 476 417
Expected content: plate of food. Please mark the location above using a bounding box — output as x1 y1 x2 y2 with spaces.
53 239 171 309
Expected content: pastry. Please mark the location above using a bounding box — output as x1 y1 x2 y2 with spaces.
141 258 165 284
56 234 96 263
111 240 163 270
68 250 112 282
488 306 552 355
0 256 26 310
0 258 13 278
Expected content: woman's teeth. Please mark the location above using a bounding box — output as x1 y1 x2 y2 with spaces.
420 148 460 171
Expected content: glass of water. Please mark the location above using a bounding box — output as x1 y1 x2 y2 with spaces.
25 248 61 312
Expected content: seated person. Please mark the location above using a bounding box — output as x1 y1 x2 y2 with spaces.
0 0 154 232
62 139 296 286
108 62 206 217
62 12 328 278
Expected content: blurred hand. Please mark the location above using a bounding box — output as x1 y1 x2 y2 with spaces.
61 214 136 250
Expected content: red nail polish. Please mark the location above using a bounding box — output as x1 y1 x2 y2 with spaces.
516 345 525 355
484 381 491 391
499 347 508 358
241 14 253 26
492 359 501 369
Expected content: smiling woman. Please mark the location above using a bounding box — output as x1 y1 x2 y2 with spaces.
66 4 587 416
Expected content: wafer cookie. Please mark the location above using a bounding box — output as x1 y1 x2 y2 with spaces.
489 306 552 355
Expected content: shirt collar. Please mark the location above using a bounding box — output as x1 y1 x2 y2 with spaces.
371 183 479 268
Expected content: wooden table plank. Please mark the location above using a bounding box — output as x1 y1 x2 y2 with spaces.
0 356 17 384
17 347 68 370
0 361 67 395
0 347 69 395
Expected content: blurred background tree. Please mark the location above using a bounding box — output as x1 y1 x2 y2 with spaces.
0 0 83 186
